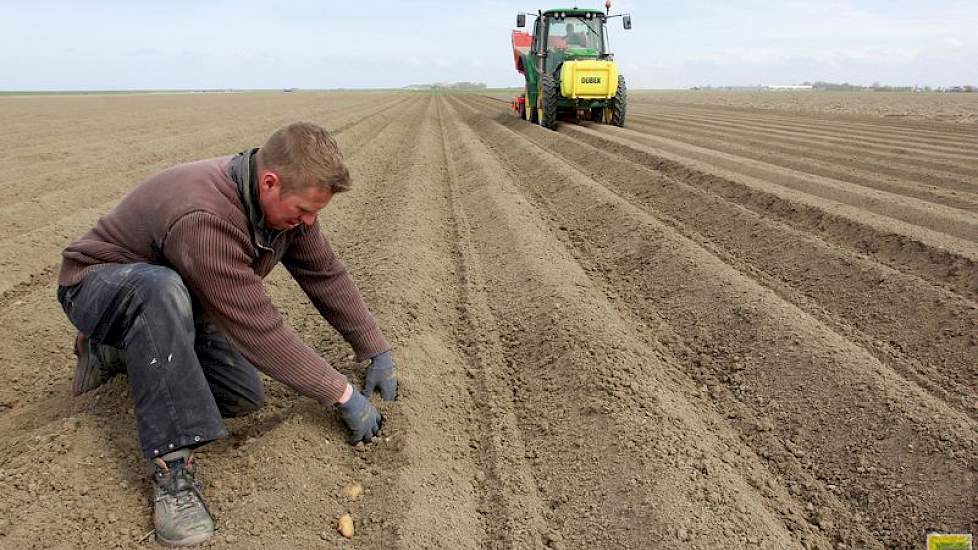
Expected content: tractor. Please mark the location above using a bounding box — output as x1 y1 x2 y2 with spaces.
512 3 631 130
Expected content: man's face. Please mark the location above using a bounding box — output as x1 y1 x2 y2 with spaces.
257 169 334 231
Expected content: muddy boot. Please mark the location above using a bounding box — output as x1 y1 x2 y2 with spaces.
152 449 215 547
71 333 125 395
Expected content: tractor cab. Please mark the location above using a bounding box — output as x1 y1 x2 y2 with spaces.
513 5 631 129
535 10 608 73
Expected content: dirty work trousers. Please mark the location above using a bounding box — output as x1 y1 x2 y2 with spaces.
57 263 265 460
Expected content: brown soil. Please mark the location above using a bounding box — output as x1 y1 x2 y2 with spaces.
0 90 975 550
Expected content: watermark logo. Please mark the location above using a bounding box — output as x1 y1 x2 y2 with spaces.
928 533 972 550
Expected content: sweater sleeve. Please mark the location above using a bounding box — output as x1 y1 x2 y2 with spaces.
282 223 390 361
163 211 348 405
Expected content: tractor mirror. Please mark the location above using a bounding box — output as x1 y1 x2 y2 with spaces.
623 15 632 29
517 13 526 27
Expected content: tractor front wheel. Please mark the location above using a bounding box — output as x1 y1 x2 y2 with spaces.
539 74 559 130
611 75 627 127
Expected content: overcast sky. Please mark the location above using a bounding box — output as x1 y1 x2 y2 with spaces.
1 0 974 90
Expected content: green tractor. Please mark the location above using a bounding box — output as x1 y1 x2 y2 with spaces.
511 4 631 130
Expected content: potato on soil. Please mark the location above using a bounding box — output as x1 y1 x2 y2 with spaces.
340 481 364 500
337 513 354 539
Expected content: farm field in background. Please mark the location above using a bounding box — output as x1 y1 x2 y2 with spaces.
633 90 978 124
0 90 976 549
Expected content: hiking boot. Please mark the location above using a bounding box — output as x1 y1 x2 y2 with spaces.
71 333 125 395
152 449 215 547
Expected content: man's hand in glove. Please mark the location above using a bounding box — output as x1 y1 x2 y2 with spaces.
364 350 398 401
336 384 382 444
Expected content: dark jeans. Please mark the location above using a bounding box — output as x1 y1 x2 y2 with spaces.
57 263 264 460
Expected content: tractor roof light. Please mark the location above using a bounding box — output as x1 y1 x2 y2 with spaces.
605 0 612 13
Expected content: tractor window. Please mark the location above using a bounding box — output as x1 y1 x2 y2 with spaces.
546 16 603 52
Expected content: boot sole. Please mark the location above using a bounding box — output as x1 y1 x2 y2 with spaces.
156 530 214 547
72 334 121 395
72 337 104 396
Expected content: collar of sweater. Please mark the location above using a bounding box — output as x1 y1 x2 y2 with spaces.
228 148 279 252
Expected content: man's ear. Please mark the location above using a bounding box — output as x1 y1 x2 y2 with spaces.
258 169 281 194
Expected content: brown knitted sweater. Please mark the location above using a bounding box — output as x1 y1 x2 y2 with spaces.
58 155 389 405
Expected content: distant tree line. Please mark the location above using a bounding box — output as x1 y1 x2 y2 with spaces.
801 81 975 93
689 82 975 93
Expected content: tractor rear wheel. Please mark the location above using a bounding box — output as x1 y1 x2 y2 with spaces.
611 75 627 127
539 74 559 130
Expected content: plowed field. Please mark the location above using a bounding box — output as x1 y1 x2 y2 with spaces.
0 91 976 550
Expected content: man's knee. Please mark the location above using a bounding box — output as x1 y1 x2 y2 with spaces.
131 266 194 321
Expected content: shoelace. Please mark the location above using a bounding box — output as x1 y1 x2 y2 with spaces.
173 484 202 514
157 460 202 513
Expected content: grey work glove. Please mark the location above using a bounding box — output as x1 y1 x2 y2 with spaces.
364 350 398 401
337 388 382 444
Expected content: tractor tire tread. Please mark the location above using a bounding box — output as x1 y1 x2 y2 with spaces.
540 74 559 130
611 75 627 127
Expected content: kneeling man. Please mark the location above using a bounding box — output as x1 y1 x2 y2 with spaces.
56 122 397 546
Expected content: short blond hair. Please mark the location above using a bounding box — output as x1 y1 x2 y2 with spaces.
257 122 351 194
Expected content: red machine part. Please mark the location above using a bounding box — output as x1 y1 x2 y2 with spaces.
512 30 532 74
512 95 526 118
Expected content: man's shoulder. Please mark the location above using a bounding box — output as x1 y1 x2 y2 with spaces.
152 156 234 186
132 156 243 221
